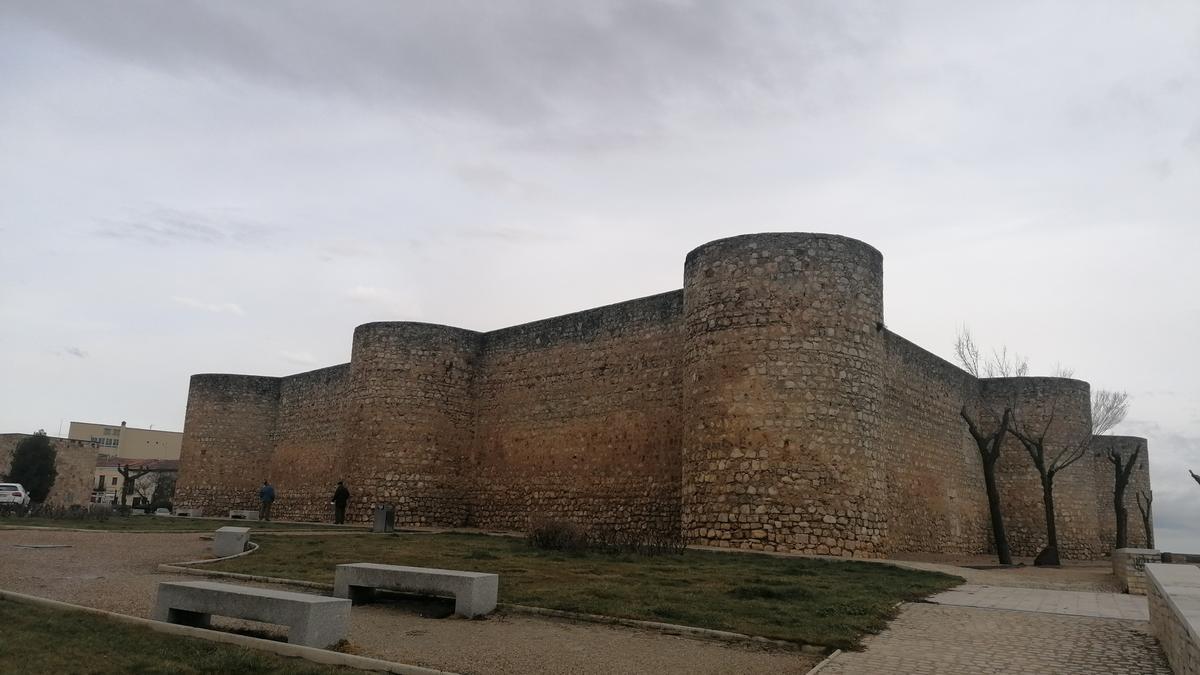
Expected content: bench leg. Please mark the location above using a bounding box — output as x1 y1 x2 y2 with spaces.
166 608 212 628
335 583 376 604
290 605 351 649
454 577 499 618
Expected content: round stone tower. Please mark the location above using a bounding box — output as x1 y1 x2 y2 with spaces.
980 377 1098 558
680 233 888 556
342 321 481 526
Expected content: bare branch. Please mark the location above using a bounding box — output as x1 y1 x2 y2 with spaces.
1049 440 1089 474
1092 389 1130 435
955 326 981 377
1191 470 1200 488
985 345 1030 377
1051 363 1075 378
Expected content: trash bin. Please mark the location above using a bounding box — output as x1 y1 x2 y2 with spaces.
372 505 395 533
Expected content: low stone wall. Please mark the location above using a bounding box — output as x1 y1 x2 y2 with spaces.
1146 563 1200 674
1113 548 1162 595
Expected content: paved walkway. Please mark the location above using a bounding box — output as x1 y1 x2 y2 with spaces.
817 603 1170 675
928 583 1149 620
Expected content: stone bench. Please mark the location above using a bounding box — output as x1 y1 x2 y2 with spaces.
334 563 498 618
229 509 260 521
213 526 250 557
175 507 202 517
153 581 351 648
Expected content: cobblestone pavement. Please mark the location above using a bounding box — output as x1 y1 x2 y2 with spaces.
818 604 1170 675
928 583 1149 620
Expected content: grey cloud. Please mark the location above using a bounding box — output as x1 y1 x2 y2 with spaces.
4 1 889 139
94 208 273 247
62 347 87 359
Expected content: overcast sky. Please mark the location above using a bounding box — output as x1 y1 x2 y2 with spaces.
1 1 1197 551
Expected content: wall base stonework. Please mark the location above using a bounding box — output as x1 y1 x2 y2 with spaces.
173 232 1153 560
1113 548 1161 595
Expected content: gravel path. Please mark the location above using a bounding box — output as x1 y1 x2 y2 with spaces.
0 529 818 674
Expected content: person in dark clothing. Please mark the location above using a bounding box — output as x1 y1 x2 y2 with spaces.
331 481 350 524
258 480 275 521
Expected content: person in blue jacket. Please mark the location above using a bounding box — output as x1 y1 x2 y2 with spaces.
258 480 275 521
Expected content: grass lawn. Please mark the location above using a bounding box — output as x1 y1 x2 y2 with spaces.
210 533 962 649
0 597 357 674
0 515 365 533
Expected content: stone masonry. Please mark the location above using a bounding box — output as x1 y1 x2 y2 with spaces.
174 232 1152 559
0 433 98 506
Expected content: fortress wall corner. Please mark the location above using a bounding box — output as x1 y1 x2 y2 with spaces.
681 233 888 556
880 331 991 555
468 291 684 533
982 377 1098 559
268 364 351 522
342 322 481 527
175 374 281 514
1092 435 1153 551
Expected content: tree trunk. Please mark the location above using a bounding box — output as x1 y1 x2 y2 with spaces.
1042 475 1058 552
1114 464 1129 550
982 458 1012 565
1141 503 1154 549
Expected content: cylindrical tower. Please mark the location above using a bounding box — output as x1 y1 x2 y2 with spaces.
342 322 481 526
174 374 281 515
681 233 887 557
980 377 1097 559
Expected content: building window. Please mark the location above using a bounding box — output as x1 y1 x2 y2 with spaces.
111 477 117 486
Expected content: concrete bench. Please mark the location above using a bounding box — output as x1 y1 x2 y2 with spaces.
213 526 250 557
334 563 498 618
153 581 351 648
229 509 260 521
175 507 202 517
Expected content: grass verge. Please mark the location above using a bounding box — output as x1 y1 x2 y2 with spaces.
0 596 357 674
209 533 962 650
0 516 364 533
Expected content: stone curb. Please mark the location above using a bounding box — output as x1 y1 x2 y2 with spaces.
804 648 843 674
154 563 826 654
0 588 457 675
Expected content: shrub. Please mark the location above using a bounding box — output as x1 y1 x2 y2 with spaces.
527 518 589 553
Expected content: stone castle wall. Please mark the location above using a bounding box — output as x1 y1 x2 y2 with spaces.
0 433 97 506
880 332 991 555
174 232 1151 559
469 291 683 534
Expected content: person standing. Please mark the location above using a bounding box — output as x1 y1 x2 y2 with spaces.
258 480 275 521
331 481 350 524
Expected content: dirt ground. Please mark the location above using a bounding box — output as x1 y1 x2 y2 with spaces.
885 552 1121 592
0 529 818 674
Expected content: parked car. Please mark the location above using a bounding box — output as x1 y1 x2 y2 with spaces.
0 483 31 507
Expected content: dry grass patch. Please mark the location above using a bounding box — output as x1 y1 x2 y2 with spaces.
210 532 961 650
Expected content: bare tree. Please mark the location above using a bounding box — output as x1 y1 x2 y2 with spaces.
1106 443 1143 550
955 327 982 377
1190 470 1200 488
955 326 1029 378
961 407 1015 565
1051 363 1075 378
1008 402 1090 566
1093 390 1130 436
1136 490 1154 549
117 464 154 507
